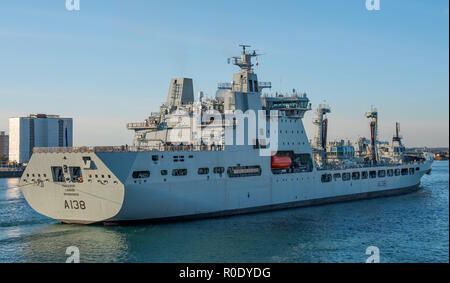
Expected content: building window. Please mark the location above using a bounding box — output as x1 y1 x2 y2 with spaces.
172 169 187 176
58 119 64 147
132 171 150 179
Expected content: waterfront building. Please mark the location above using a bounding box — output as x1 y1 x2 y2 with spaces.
8 114 73 164
0 131 8 161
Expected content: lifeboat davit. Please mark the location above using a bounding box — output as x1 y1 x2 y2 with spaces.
271 156 292 169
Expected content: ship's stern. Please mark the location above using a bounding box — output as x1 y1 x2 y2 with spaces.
20 149 125 224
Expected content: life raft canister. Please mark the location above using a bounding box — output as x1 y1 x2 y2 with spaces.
271 155 292 169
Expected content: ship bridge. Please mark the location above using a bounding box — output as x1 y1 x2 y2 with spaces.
263 92 311 118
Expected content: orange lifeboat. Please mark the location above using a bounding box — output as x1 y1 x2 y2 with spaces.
271 156 292 169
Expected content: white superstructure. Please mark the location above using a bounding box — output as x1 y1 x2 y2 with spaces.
19 46 433 225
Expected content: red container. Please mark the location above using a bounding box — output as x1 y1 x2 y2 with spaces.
271 156 292 169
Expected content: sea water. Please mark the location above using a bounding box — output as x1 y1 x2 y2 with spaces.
0 161 448 263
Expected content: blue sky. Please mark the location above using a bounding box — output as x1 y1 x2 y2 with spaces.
0 0 448 147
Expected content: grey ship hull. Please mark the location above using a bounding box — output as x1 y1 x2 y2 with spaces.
108 184 421 225
20 149 432 225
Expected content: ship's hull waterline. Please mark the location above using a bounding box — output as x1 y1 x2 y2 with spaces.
20 150 432 225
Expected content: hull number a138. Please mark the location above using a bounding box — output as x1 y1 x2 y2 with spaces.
64 200 86 210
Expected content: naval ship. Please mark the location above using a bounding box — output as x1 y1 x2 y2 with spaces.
20 46 433 224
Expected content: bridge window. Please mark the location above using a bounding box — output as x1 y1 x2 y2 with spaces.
352 172 360 180
401 168 408 176
321 174 332 183
51 166 65 183
395 169 401 176
333 173 341 181
198 168 209 175
361 171 368 179
161 170 167 176
172 169 187 176
378 170 386 178
369 171 377 179
409 168 415 175
387 169 394 177
132 171 150 179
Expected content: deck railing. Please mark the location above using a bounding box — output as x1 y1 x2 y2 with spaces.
316 159 427 171
33 144 225 154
